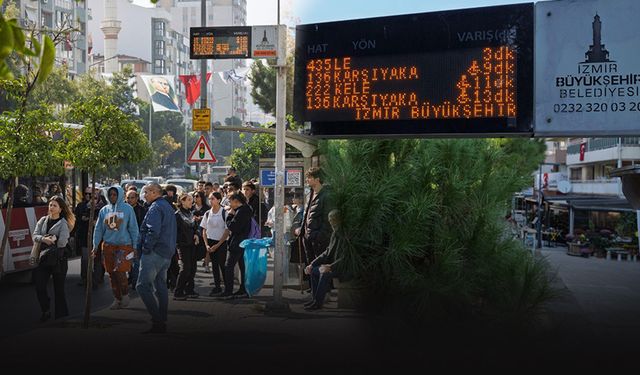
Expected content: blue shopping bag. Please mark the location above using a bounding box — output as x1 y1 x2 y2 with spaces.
240 238 272 297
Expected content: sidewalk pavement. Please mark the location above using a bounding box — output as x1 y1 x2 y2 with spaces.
1 259 385 371
2 246 639 371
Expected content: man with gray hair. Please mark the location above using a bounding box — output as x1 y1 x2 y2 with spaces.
304 209 343 311
136 182 177 333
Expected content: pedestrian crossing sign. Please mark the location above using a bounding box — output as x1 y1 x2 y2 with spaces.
188 135 217 163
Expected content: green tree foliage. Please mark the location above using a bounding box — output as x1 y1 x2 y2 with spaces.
69 69 169 177
248 58 295 117
157 133 181 167
74 67 139 117
138 102 185 173
0 7 77 274
67 96 151 179
66 96 151 326
324 138 554 331
249 60 276 115
105 68 139 117
0 1 55 82
209 127 245 162
0 78 67 274
28 65 78 113
227 133 275 180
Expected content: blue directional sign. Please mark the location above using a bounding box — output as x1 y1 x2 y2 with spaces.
260 169 303 187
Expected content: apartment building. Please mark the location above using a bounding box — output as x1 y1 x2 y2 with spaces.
167 0 248 124
87 0 190 107
535 138 639 236
10 0 89 76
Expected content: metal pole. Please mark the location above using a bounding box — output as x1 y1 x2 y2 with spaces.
201 0 209 175
537 164 543 249
272 25 287 307
618 137 623 196
148 99 153 176
637 210 640 261
569 205 575 236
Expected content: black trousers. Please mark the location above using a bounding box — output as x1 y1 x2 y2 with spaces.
34 260 69 319
175 245 197 295
223 246 245 294
207 238 227 288
303 237 327 265
80 246 104 286
167 253 179 290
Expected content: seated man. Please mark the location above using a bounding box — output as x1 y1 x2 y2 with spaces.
304 209 342 311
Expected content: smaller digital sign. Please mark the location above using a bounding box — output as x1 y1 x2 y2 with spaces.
190 27 251 59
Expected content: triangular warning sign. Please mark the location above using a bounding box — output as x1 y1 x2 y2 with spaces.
188 135 217 163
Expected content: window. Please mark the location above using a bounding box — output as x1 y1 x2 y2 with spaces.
570 168 581 181
154 21 165 37
154 59 165 74
155 40 165 56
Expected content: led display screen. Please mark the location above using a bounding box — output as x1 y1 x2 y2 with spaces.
190 26 251 59
294 4 534 137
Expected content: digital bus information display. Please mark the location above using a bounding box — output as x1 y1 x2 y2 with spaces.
304 47 516 121
294 4 533 137
190 27 251 59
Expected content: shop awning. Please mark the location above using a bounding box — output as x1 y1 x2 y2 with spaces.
570 198 636 212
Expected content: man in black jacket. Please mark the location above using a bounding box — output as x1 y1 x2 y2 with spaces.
295 167 333 270
242 181 268 236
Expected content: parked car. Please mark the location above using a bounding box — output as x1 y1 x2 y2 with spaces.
143 176 165 184
168 167 186 178
165 178 198 193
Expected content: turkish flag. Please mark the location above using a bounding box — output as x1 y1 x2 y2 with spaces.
179 73 212 106
579 142 586 161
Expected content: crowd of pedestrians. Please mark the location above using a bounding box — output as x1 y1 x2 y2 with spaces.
30 166 343 332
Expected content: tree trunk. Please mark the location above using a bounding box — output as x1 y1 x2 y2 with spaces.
0 179 16 277
82 175 97 329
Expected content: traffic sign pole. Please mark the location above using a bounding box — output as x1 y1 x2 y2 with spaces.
272 25 287 308
200 0 209 176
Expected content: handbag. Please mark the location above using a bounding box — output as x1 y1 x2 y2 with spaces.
29 241 41 265
38 246 60 267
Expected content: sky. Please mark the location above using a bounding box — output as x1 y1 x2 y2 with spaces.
131 0 538 26
287 0 536 25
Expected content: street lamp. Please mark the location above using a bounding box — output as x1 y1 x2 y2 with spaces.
537 162 560 249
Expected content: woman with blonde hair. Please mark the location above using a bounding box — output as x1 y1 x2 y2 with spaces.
31 196 75 322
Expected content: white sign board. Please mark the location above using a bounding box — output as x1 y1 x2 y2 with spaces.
251 25 278 58
535 0 640 136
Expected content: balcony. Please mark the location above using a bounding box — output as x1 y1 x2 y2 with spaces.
76 7 87 21
567 137 640 165
569 178 621 196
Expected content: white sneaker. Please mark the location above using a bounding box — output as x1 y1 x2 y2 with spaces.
120 295 130 308
109 299 122 310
